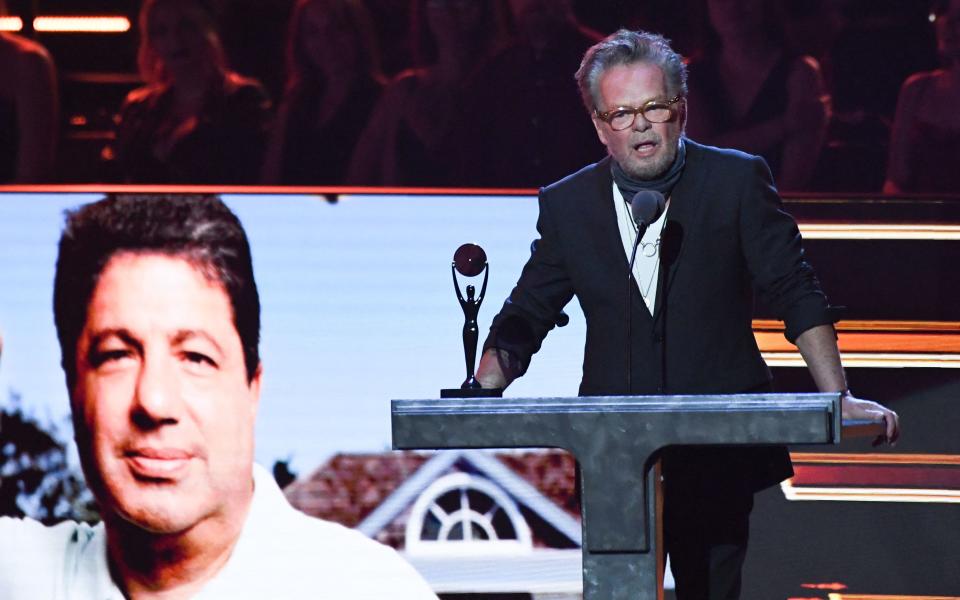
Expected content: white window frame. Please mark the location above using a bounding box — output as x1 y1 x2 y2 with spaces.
406 472 533 556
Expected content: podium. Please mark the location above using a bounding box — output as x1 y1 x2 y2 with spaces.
392 393 872 599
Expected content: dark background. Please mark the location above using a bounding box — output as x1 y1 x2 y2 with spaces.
2 0 946 188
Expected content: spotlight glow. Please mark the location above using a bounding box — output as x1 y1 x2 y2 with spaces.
0 16 23 31
33 16 131 33
798 223 960 240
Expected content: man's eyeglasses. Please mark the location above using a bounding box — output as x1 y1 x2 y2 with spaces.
595 95 683 131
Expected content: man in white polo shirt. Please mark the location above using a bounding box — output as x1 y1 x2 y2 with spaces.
0 195 437 599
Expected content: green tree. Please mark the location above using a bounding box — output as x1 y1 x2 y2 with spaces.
272 458 297 489
0 391 98 524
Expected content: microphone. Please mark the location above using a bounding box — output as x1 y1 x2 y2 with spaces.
625 190 666 395
627 190 666 274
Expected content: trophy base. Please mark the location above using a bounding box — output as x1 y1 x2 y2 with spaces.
440 387 503 398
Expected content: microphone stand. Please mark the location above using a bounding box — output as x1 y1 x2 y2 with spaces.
626 220 649 394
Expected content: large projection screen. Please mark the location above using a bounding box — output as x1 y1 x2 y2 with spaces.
3 191 960 599
0 192 588 472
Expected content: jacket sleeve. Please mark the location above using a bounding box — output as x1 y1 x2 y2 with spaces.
738 155 839 342
482 189 576 375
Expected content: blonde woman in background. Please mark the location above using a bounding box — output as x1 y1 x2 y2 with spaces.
106 0 271 184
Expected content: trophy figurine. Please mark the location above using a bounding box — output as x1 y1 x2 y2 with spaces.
441 243 503 398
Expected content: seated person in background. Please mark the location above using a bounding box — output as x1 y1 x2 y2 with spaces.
457 0 603 188
0 195 438 599
261 0 385 185
884 0 960 194
105 0 271 184
347 0 505 186
685 0 830 191
0 0 58 183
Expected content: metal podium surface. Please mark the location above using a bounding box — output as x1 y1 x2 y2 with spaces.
392 393 844 600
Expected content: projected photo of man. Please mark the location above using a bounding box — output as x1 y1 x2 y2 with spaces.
0 195 437 599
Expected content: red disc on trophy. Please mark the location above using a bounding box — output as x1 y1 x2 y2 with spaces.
453 243 487 277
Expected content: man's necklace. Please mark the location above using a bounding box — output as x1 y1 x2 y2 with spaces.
624 199 667 301
640 259 659 300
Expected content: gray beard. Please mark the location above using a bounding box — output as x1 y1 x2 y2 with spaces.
622 146 677 180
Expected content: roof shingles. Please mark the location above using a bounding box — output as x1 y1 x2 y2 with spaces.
285 450 580 549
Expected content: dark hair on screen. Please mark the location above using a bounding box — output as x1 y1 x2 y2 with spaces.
53 194 261 388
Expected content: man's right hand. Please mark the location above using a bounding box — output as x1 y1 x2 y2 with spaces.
476 348 519 389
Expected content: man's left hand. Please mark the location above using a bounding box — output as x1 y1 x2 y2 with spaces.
841 393 900 446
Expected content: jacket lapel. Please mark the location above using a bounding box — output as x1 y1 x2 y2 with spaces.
653 139 708 318
584 157 635 278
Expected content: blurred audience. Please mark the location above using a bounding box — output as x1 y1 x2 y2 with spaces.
104 0 271 184
820 0 938 192
216 0 295 102
2 0 953 193
348 0 505 186
262 0 386 185
685 0 830 191
830 1 937 123
780 0 844 68
366 0 417 77
884 0 960 194
456 0 603 188
0 0 58 183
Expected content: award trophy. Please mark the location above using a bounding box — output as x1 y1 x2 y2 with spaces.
441 243 503 398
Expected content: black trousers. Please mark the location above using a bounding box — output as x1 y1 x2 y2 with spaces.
662 468 755 600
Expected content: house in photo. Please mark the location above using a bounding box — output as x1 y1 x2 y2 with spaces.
284 449 591 599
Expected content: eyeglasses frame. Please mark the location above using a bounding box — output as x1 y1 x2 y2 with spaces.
594 95 684 131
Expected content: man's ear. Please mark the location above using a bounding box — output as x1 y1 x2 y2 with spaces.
248 363 262 418
592 116 609 147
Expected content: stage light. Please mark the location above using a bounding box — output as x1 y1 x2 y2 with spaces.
793 453 960 465
0 16 23 31
33 16 131 33
782 483 960 504
762 352 960 368
755 319 960 367
802 582 848 590
830 593 960 599
782 453 960 504
799 223 960 240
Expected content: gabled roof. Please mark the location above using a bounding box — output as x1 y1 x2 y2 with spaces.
283 452 431 529
285 449 581 548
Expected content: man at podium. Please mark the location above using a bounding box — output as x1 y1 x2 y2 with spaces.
476 29 899 600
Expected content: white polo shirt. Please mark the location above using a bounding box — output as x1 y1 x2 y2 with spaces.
0 465 438 599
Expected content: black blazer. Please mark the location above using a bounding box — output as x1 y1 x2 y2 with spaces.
484 139 836 492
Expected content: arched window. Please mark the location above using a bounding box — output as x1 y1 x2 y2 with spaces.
406 472 532 555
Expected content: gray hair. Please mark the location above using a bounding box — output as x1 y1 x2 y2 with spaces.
575 29 688 114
